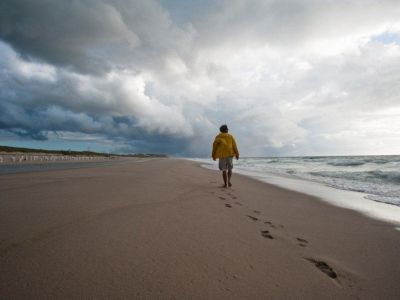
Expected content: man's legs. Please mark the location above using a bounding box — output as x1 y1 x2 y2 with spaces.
222 170 228 187
219 157 233 188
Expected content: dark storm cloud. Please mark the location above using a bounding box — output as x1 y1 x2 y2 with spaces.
0 0 192 75
0 96 191 154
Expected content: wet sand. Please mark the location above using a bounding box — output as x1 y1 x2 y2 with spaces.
0 158 399 299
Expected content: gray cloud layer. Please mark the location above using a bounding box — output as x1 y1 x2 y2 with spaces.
1 0 400 155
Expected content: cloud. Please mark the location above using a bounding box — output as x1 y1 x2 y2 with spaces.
195 0 400 52
0 0 193 74
1 0 400 156
0 39 193 132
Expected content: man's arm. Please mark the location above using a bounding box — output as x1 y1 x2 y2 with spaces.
232 137 239 159
212 138 218 160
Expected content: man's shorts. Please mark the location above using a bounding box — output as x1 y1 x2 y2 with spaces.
219 156 233 171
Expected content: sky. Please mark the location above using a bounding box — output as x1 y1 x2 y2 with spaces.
1 0 400 157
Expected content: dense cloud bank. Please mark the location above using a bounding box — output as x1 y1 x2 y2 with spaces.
1 0 400 155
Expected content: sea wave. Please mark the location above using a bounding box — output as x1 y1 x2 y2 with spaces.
309 170 400 184
369 170 400 184
327 161 366 167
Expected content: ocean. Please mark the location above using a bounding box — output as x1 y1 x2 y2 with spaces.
191 155 400 225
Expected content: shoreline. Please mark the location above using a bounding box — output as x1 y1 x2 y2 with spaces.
234 167 400 228
1 158 399 299
194 159 400 228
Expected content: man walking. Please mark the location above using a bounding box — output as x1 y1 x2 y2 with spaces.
212 124 239 188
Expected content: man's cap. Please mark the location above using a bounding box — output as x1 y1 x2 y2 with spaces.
220 124 228 132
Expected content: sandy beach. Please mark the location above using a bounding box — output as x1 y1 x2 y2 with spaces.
0 158 399 299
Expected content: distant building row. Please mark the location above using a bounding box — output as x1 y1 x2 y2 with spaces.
0 154 111 164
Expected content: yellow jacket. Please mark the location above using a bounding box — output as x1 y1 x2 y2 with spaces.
212 133 239 159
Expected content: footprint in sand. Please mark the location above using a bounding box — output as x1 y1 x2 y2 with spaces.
225 203 232 208
297 237 309 247
264 220 285 229
261 230 274 239
246 215 259 221
219 196 226 200
306 258 337 279
264 220 276 228
253 210 261 214
227 193 238 199
234 201 243 206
